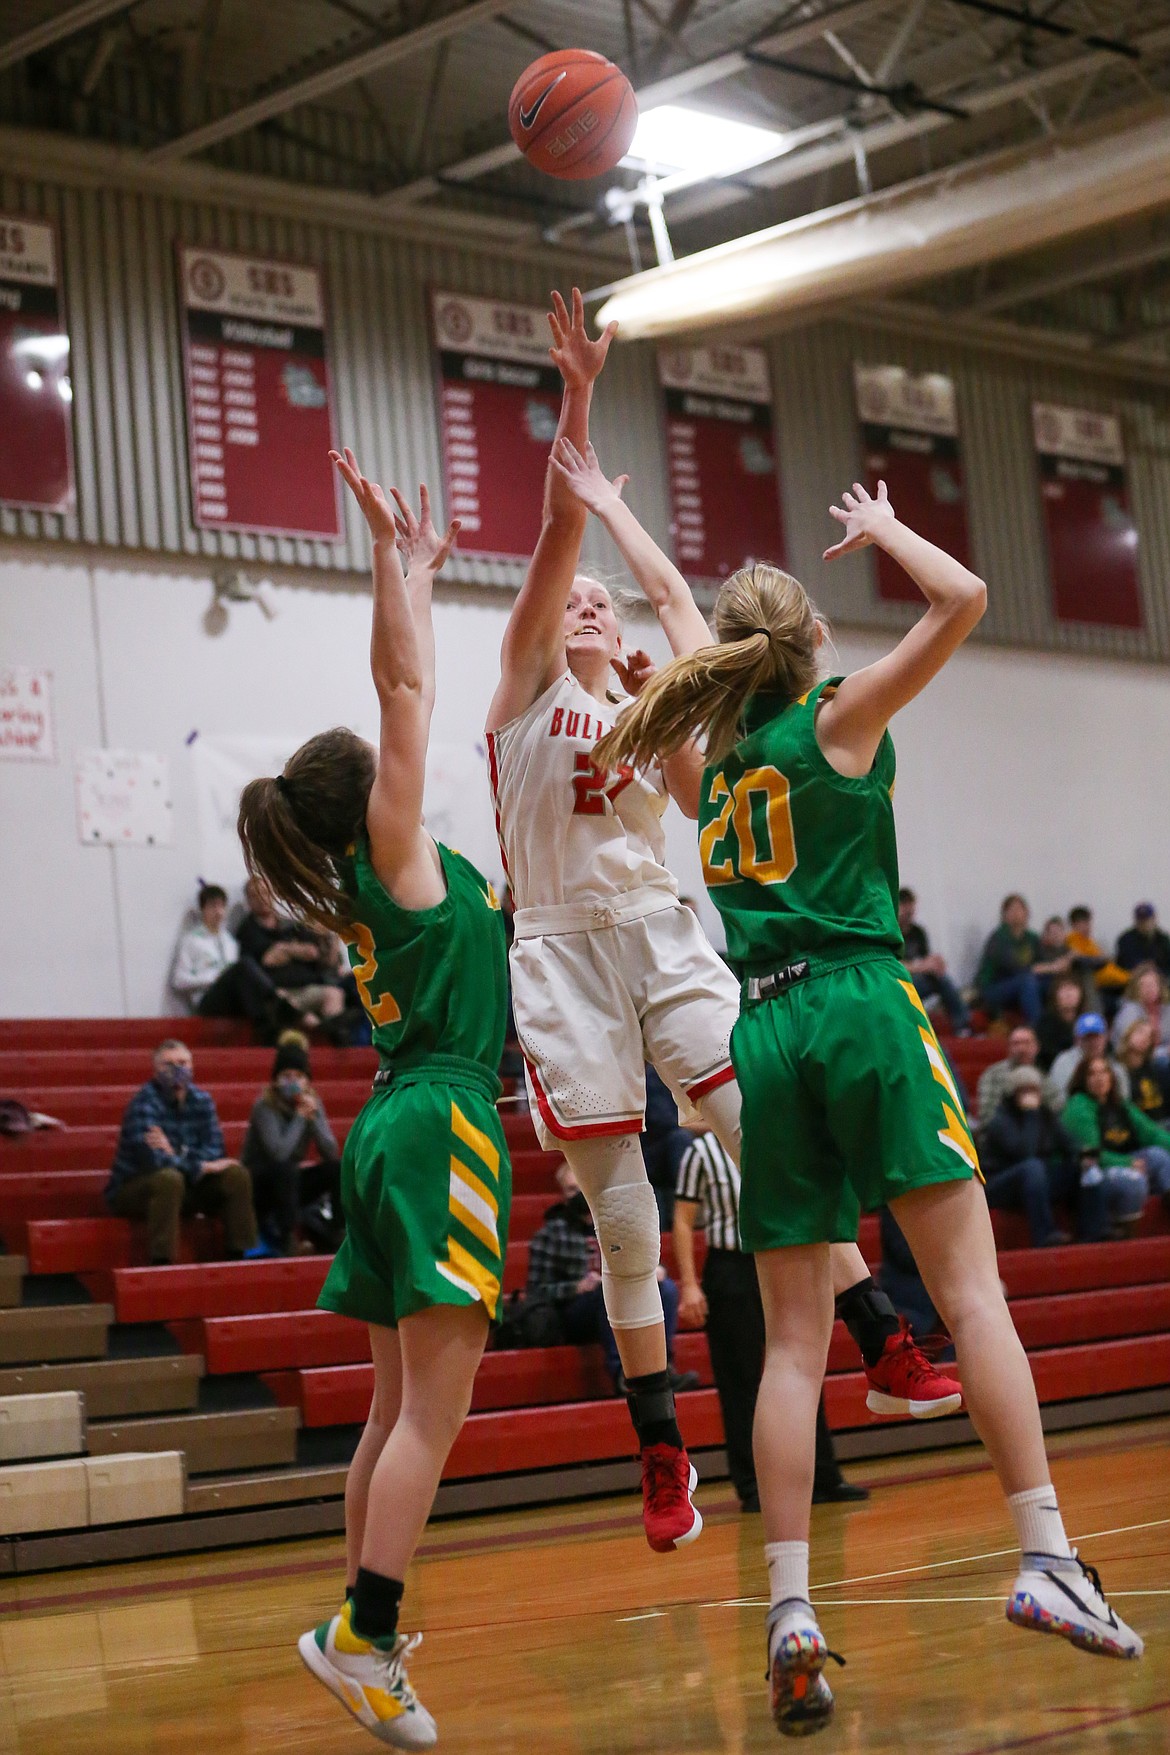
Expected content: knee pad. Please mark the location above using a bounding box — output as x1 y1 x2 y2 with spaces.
594 1180 663 1330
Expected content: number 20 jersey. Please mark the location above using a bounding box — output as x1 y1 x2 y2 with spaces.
486 670 679 911
699 676 903 977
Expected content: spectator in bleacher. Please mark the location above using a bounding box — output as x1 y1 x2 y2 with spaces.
1118 1019 1170 1126
1036 977 1086 1074
524 1164 697 1395
976 895 1048 1024
897 888 971 1035
1066 906 1129 1002
672 1127 866 1512
878 1206 941 1343
1049 1014 1130 1110
1063 1055 1170 1224
105 1039 258 1265
979 1067 1106 1246
641 1064 694 1231
1111 966 1170 1062
1116 903 1170 978
237 876 348 1033
976 1025 1057 1123
1036 915 1075 1002
242 1033 342 1255
171 883 288 1036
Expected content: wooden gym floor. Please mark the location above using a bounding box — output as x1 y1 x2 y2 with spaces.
0 1418 1166 1755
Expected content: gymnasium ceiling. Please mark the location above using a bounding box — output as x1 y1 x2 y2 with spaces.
3 0 1170 362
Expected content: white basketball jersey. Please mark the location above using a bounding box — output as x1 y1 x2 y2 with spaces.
486 671 678 911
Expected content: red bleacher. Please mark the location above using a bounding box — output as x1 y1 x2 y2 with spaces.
2 1018 1170 1492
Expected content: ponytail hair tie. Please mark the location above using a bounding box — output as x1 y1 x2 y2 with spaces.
747 626 772 640
275 774 291 798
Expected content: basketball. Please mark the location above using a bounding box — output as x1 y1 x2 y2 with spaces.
508 49 637 180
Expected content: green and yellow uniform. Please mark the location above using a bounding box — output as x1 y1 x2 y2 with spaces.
318 837 512 1328
698 678 979 1250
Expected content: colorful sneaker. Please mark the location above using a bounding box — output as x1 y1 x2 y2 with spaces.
1007 1553 1143 1659
641 1443 703 1552
865 1320 963 1419
765 1602 843 1738
298 1601 438 1747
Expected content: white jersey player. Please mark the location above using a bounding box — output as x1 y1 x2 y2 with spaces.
487 291 960 1555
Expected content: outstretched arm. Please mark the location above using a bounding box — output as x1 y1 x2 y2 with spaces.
487 289 617 732
817 480 987 776
390 480 461 693
332 449 446 910
551 438 712 657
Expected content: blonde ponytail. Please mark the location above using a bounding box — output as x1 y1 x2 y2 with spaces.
596 563 822 772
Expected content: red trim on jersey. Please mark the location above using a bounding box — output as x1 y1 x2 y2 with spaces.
484 729 509 880
686 1063 736 1103
526 1061 643 1141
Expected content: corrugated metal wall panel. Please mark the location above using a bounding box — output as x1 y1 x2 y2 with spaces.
2 162 1169 662
771 318 1170 662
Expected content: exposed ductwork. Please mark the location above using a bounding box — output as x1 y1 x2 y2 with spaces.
594 105 1170 341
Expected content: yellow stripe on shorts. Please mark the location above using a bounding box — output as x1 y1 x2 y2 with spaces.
451 1100 500 1180
449 1158 501 1257
438 1236 501 1317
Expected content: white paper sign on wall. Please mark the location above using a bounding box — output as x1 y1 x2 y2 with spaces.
0 667 55 761
76 750 174 847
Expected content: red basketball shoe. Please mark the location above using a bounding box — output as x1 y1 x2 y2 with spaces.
865 1321 962 1419
641 1443 703 1552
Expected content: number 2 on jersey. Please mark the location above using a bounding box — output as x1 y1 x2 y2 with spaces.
348 921 402 1026
700 765 797 886
572 751 634 816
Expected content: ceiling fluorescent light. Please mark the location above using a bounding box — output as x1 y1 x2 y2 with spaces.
623 104 787 181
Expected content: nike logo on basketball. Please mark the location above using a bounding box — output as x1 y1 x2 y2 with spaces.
519 73 566 130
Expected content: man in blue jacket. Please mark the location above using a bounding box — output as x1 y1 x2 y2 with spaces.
105 1038 257 1264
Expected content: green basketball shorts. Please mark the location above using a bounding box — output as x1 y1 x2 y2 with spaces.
732 951 980 1252
318 1057 512 1330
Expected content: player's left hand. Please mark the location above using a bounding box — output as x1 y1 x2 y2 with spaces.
390 482 461 576
331 448 399 547
550 437 629 514
823 478 896 560
613 648 654 696
547 287 617 389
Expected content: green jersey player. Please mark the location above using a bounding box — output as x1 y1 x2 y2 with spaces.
238 456 509 1750
598 478 1141 1737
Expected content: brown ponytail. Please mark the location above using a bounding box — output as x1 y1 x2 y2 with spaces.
596 563 822 772
237 727 376 934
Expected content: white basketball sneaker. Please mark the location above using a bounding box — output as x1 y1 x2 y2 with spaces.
765 1600 844 1738
1007 1552 1143 1660
298 1600 438 1747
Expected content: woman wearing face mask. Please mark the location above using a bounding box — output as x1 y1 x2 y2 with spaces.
1064 1054 1170 1227
242 1033 342 1255
979 1066 1106 1246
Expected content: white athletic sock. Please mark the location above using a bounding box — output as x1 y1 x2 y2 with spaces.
765 1540 811 1610
1009 1485 1074 1564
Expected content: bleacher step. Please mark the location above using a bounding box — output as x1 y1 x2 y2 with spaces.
186 1462 349 1515
0 1303 112 1366
0 1256 25 1308
0 1353 203 1418
86 1405 299 1476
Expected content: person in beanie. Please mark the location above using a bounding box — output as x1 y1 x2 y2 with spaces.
242 1031 342 1254
980 1065 1107 1246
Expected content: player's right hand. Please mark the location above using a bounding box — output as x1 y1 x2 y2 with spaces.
678 1285 708 1329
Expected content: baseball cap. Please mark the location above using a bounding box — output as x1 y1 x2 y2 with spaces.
1074 1012 1107 1039
1135 902 1156 921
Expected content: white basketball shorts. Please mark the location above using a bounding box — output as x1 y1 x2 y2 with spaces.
509 892 741 1149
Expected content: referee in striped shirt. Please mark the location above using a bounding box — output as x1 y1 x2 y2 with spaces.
674 1127 866 1513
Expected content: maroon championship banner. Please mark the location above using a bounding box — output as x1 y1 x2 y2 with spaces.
431 292 562 561
1033 403 1143 629
658 344 785 581
177 245 341 539
855 364 970 604
0 215 74 513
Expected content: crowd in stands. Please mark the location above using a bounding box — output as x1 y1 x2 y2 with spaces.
104 1031 341 1263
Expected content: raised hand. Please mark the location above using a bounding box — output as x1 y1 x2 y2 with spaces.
823 478 896 561
550 437 629 515
389 482 461 576
547 286 618 390
331 447 398 546
613 648 655 697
